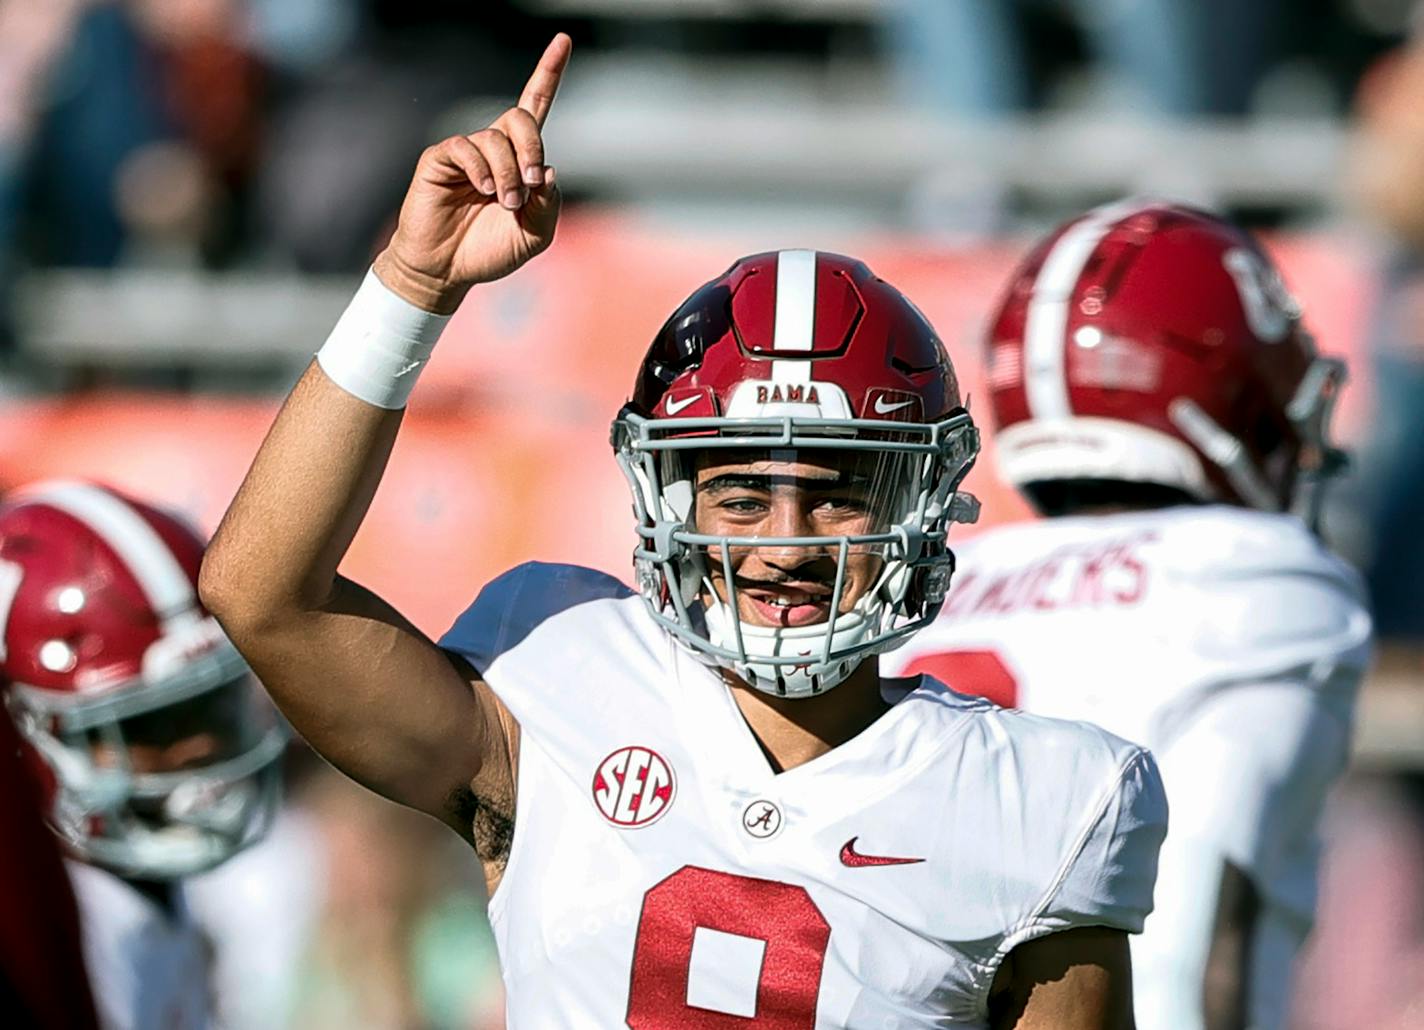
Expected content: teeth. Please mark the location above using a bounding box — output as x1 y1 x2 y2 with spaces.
765 596 815 608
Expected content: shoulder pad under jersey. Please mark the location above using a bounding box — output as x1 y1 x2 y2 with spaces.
439 562 632 674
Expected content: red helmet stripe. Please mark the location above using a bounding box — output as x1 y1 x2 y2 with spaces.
771 248 817 385
15 481 197 625
1023 198 1154 420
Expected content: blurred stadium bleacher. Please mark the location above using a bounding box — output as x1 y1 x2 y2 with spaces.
3 1 1423 1027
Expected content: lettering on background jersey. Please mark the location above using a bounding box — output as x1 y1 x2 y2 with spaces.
592 746 676 828
943 531 1158 618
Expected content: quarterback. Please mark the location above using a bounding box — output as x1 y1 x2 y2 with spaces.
885 202 1373 1029
0 482 287 1029
203 36 1167 1027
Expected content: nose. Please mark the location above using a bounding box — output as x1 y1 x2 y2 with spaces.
756 495 833 573
765 493 815 539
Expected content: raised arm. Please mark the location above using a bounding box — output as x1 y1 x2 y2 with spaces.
199 35 572 843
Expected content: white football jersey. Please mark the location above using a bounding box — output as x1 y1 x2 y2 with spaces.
440 562 1168 1028
66 861 211 1030
884 505 1373 1030
185 808 323 1029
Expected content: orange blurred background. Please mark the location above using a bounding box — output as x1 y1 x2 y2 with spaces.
0 211 1377 633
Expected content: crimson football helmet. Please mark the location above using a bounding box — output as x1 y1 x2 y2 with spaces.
985 199 1346 521
613 250 980 698
0 481 285 879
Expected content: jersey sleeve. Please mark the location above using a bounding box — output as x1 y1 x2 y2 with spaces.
1168 512 1372 700
1153 679 1351 911
1010 746 1169 947
438 562 632 674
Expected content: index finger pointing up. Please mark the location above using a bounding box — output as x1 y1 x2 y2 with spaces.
519 33 573 129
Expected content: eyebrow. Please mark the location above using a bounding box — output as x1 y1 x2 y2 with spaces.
697 472 871 493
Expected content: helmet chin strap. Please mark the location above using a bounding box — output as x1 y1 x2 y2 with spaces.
1167 398 1279 510
705 601 877 698
1170 354 1349 531
1286 356 1349 533
81 822 243 880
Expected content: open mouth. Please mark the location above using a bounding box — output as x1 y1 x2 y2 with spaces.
738 583 834 628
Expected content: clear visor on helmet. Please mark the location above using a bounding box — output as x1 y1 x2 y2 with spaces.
683 446 915 629
12 661 286 879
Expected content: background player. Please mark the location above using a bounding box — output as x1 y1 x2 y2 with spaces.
200 34 1169 1026
885 201 1374 1030
0 480 288 1030
0 693 98 1028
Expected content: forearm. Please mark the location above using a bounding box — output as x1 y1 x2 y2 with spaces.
196 33 567 825
1203 862 1257 1030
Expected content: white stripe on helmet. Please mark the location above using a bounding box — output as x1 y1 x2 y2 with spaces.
771 249 817 385
1023 198 1156 419
18 481 197 626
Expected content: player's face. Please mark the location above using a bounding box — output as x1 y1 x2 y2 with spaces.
692 449 903 628
88 677 259 776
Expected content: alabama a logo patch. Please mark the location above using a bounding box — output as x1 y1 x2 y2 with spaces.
592 746 676 828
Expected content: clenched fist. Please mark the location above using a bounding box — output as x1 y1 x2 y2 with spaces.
374 33 572 314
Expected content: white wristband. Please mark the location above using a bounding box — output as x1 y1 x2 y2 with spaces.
316 269 452 410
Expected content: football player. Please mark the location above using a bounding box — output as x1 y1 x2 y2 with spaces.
884 201 1373 1030
0 481 288 1030
0 689 98 1028
201 35 1168 1026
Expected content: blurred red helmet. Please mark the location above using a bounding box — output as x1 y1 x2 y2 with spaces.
0 481 284 879
613 250 980 698
985 200 1346 516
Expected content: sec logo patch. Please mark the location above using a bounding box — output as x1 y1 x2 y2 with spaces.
592 746 676 828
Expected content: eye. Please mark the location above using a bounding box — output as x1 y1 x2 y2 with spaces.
814 495 869 515
720 497 769 515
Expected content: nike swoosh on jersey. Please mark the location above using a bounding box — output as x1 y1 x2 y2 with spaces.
839 837 925 867
872 396 915 415
664 394 700 415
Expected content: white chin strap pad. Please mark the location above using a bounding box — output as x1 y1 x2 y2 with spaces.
702 602 877 698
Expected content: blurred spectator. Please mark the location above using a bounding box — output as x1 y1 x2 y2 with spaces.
17 0 264 269
0 0 89 350
886 0 1286 117
253 0 541 272
278 764 503 1030
0 0 269 358
1349 13 1424 638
